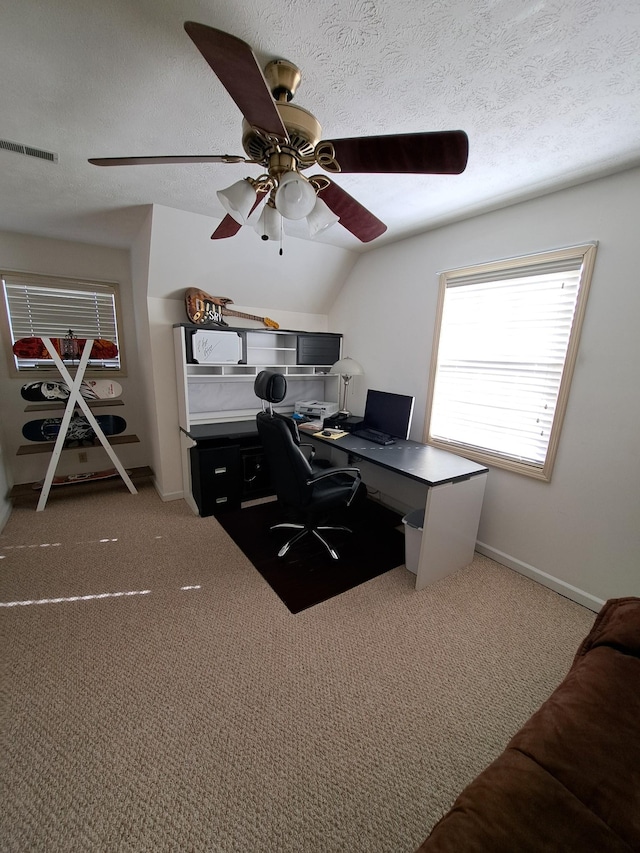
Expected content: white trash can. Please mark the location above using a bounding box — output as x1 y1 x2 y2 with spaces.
402 508 424 574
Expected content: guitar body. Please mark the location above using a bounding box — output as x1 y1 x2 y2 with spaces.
185 289 230 325
13 337 118 360
185 288 279 329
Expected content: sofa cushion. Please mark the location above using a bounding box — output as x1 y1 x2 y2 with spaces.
416 597 640 852
417 749 633 852
509 645 640 848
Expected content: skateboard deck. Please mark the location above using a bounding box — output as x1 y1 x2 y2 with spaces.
21 378 122 402
22 415 127 443
13 337 118 360
32 467 131 490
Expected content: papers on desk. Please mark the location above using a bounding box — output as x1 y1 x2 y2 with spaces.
297 420 323 432
313 429 348 440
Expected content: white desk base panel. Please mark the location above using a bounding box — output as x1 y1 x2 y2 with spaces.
415 472 487 590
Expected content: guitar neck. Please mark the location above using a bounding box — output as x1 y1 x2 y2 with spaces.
223 308 263 323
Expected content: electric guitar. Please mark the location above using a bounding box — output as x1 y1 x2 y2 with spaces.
185 288 279 329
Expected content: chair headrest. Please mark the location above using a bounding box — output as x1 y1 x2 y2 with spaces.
254 370 287 404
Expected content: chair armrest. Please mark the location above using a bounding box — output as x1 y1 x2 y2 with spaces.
308 466 360 483
307 467 362 505
298 441 316 461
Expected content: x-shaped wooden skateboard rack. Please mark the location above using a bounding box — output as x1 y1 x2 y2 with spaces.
36 337 137 511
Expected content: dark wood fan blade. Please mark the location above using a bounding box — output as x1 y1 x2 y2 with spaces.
211 216 243 240
315 178 387 243
211 189 269 240
319 130 469 174
88 155 247 166
184 22 288 141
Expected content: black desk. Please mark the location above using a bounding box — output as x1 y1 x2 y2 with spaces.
310 432 487 486
309 431 488 590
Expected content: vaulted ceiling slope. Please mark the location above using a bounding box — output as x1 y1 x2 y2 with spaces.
1 0 639 252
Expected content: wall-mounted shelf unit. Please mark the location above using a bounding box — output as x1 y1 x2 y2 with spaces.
174 324 342 430
17 434 140 456
8 466 153 506
23 399 124 412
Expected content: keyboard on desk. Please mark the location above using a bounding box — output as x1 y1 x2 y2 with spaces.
351 428 396 445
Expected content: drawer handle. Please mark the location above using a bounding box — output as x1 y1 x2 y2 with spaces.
215 496 228 504
214 467 227 475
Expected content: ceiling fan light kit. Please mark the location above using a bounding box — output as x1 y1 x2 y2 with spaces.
307 196 340 237
216 179 258 223
274 171 317 220
255 202 282 242
89 22 469 247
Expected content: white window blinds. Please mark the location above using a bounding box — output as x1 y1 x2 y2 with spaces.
427 245 596 480
2 273 122 370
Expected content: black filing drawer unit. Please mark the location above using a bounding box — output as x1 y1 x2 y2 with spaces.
190 444 242 516
189 432 274 517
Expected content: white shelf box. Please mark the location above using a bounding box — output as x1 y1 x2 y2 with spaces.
247 348 298 366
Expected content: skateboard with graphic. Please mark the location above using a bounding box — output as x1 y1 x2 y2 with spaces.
21 378 122 402
13 336 118 360
32 467 131 490
22 415 127 444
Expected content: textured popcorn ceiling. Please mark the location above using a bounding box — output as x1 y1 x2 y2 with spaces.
1 0 639 252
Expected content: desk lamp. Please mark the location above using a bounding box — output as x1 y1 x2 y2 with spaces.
330 357 364 416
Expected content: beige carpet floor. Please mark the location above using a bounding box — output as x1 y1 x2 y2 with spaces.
0 481 595 852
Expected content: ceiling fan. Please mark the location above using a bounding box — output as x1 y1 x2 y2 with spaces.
89 22 469 245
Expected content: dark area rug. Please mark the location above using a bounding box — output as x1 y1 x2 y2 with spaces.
218 498 406 613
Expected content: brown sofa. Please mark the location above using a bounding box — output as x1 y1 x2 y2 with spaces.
416 596 640 852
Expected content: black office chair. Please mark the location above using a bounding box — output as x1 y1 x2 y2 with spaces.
254 370 362 560
254 370 331 472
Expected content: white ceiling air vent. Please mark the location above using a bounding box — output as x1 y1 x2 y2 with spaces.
0 139 59 163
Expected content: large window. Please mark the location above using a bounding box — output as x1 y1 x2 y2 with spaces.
1 272 123 373
426 244 597 480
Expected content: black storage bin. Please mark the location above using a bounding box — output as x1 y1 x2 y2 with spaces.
296 333 341 366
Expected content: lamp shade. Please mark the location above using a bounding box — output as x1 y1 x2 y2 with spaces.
330 357 364 377
254 203 282 241
217 179 258 224
274 171 317 220
306 196 340 237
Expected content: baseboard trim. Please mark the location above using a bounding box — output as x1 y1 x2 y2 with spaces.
153 480 184 503
475 541 604 613
0 501 12 534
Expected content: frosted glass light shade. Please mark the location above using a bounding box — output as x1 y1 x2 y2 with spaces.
306 196 340 237
217 179 257 224
254 203 282 241
330 357 364 378
274 171 317 220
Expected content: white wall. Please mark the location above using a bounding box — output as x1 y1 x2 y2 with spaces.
0 231 150 489
330 166 640 607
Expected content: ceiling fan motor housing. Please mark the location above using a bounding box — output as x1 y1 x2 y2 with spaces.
264 59 301 102
241 60 322 169
241 103 322 167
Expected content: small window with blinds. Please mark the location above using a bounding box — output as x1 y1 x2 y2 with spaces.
425 244 597 480
1 272 123 373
